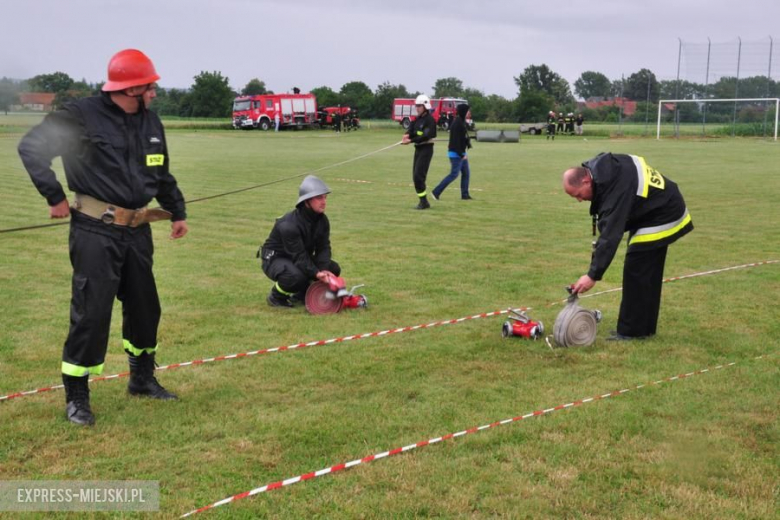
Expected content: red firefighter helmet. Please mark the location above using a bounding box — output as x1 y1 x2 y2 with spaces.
102 49 160 92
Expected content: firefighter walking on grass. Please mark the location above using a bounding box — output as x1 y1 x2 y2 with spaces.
17 49 188 426
401 95 437 210
562 153 693 340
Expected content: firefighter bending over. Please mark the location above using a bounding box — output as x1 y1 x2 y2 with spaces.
259 176 341 307
562 153 693 341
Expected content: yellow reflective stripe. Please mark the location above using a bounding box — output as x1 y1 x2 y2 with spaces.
123 339 158 357
417 191 427 197
146 154 164 166
61 361 104 376
629 211 692 245
275 282 296 296
416 131 423 136
631 155 665 198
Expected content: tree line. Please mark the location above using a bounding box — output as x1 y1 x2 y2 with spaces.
2 66 778 123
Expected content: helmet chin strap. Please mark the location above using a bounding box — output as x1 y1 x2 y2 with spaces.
121 85 149 113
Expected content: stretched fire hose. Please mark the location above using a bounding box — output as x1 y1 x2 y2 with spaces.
552 287 603 348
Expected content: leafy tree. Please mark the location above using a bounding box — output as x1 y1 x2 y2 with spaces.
514 64 574 105
150 87 188 116
483 94 515 123
516 89 554 122
185 71 235 118
432 77 464 98
53 90 91 110
0 78 20 114
241 78 268 96
659 79 703 100
610 78 624 98
462 87 486 121
633 101 658 124
574 71 611 100
710 75 775 101
624 68 660 102
28 72 74 93
339 81 373 115
310 86 340 109
51 76 94 109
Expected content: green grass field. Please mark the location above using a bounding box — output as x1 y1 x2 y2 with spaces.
1 118 778 518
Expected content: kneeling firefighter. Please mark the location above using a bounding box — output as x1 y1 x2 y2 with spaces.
259 175 341 307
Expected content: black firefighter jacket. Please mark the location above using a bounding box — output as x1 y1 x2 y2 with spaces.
261 205 333 279
586 153 693 281
406 111 437 147
18 92 186 220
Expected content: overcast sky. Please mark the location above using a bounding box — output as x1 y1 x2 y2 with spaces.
2 0 779 98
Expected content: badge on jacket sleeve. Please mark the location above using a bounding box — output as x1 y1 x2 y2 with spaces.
146 154 164 166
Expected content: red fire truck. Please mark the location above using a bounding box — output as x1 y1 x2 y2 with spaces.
232 93 318 130
392 97 468 130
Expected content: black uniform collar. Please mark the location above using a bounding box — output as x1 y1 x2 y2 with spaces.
297 203 322 222
100 91 144 117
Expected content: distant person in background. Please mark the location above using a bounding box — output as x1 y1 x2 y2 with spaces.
575 113 584 135
547 111 557 140
274 111 280 132
333 110 341 133
401 94 437 210
557 112 565 134
432 103 473 201
565 112 575 135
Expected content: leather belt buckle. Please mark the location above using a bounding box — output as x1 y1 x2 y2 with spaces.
101 206 117 225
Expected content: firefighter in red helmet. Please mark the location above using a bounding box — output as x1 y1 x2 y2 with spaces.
18 49 188 426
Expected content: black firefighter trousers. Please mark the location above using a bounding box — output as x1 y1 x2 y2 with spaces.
617 245 668 338
62 212 161 377
412 144 434 197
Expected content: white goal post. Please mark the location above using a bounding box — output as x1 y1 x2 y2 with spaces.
656 98 779 140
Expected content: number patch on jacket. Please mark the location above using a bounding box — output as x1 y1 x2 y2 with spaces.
146 154 164 166
646 167 666 190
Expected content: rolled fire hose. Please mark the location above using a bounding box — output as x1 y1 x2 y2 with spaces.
305 281 343 315
552 289 602 348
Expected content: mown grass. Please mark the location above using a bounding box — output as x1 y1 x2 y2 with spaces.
0 125 778 518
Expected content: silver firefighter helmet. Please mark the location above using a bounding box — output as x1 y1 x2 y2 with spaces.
297 175 331 206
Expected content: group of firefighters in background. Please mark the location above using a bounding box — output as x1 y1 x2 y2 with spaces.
547 111 584 139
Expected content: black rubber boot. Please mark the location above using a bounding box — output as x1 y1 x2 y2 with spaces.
127 353 178 400
415 197 431 210
267 286 294 307
63 374 95 426
290 289 307 307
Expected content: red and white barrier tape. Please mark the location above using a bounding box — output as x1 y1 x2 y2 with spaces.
180 353 774 517
0 308 526 402
549 260 779 306
1 260 776 403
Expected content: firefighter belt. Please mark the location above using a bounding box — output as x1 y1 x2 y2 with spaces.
72 193 172 227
